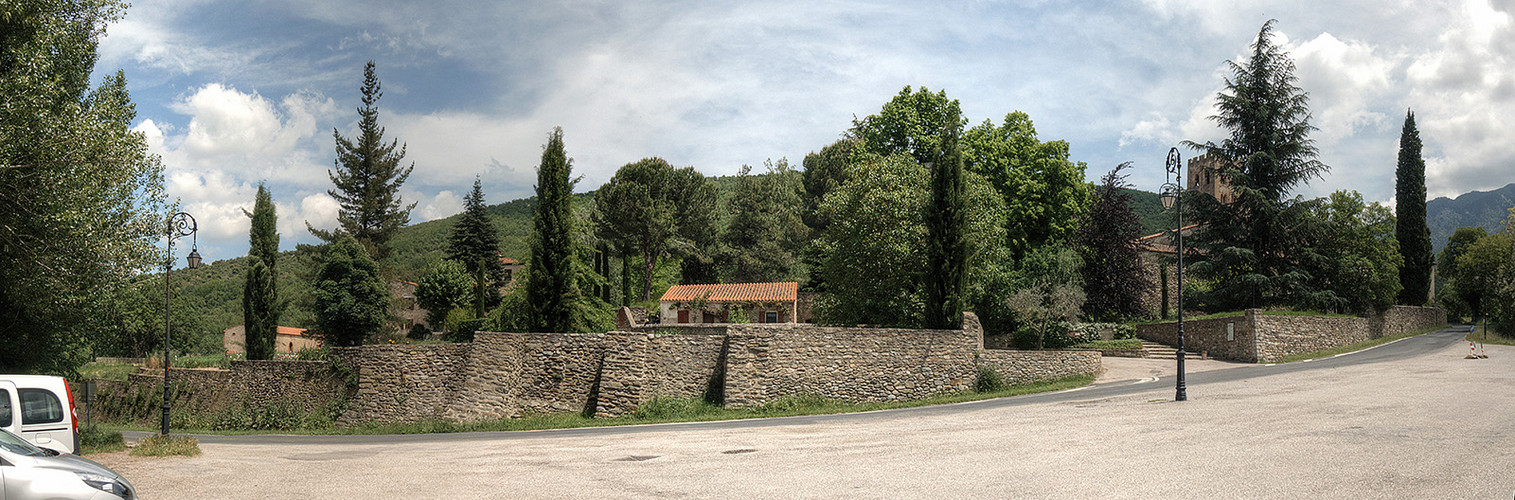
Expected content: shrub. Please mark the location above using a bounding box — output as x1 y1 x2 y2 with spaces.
129 435 201 457
78 426 125 455
295 347 328 361
975 366 1005 393
450 318 486 343
630 397 718 420
407 324 431 340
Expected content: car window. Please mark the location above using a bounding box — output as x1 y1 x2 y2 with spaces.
0 389 10 424
19 389 62 425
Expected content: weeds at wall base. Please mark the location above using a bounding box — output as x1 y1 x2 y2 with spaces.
129 435 201 457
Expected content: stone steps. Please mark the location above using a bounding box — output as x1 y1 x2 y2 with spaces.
1140 340 1204 360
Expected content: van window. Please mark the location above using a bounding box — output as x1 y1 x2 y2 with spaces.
0 388 10 424
19 389 62 425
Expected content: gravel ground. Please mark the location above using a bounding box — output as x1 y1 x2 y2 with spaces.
95 340 1515 499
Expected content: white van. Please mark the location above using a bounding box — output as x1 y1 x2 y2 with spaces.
0 375 79 455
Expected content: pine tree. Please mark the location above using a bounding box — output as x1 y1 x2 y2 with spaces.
242 183 281 359
448 177 504 310
1185 20 1329 310
307 60 416 259
1395 110 1432 305
923 107 967 329
526 127 585 332
312 236 388 346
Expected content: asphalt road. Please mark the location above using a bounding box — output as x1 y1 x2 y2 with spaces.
100 326 1515 498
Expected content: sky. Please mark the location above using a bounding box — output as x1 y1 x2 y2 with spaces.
94 0 1515 262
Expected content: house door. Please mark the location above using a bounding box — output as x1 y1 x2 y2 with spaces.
702 311 717 323
677 310 689 324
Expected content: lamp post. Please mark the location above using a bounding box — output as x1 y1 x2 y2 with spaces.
162 212 200 436
1159 147 1187 402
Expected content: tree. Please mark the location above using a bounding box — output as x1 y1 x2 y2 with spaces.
962 111 1092 259
814 154 928 327
1437 226 1488 319
1076 163 1152 321
1185 20 1329 310
415 259 474 328
799 139 860 292
1295 191 1402 313
723 159 806 283
0 0 168 373
307 61 416 259
448 177 503 311
242 183 281 360
851 86 965 166
1007 246 1085 349
593 157 716 301
1395 110 1432 305
923 107 968 330
312 236 389 346
526 127 588 332
1456 230 1510 321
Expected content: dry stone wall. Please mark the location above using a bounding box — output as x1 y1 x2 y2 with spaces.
1137 306 1447 363
976 350 1101 385
328 343 470 424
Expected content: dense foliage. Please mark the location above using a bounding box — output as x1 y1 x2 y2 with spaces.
962 111 1092 259
308 61 415 259
1394 111 1432 306
415 260 473 328
525 128 593 333
722 159 806 283
243 184 281 360
1006 246 1085 349
1295 191 1402 313
312 236 389 346
923 106 968 330
1184 20 1329 311
1076 163 1151 321
0 0 168 373
448 177 504 311
594 157 718 301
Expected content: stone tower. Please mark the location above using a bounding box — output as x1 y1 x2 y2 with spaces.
1187 153 1236 204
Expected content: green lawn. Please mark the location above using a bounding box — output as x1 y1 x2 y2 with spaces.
75 363 139 381
1271 324 1448 363
100 375 1094 436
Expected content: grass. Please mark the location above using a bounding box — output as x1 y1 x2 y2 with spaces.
99 375 1095 436
129 434 201 457
1465 325 1515 346
78 426 126 455
175 354 229 369
1071 339 1143 350
75 362 139 381
1271 323 1449 363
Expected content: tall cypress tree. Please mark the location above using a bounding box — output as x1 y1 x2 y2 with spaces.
242 183 280 359
922 107 967 329
448 177 503 310
526 127 585 332
1395 110 1432 305
307 60 416 259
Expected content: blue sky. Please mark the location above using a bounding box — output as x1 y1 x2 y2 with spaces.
95 0 1515 262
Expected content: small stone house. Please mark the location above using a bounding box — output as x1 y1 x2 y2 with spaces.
659 282 801 324
223 325 321 354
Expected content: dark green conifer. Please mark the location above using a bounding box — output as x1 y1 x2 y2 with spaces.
243 183 281 359
923 107 967 329
1395 110 1432 305
526 128 585 332
448 177 504 310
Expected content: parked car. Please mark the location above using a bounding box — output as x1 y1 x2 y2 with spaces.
0 375 79 454
0 428 134 499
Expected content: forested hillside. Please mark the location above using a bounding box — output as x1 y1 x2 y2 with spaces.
1428 183 1515 253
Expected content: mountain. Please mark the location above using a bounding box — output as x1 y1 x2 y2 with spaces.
1427 183 1515 253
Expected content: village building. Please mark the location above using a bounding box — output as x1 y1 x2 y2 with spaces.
659 282 804 324
223 324 321 354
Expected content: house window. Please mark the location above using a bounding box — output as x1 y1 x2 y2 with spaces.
702 311 716 323
765 311 779 323
678 310 689 324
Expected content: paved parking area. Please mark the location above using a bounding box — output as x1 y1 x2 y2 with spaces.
96 339 1515 499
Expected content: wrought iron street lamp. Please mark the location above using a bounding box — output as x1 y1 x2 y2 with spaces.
1161 147 1187 402
162 212 200 436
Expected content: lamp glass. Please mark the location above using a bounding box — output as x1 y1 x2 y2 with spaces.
186 249 202 269
1160 191 1176 210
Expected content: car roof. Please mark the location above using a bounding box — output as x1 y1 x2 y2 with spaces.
0 375 66 386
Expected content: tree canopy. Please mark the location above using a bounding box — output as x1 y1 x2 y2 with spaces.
0 0 167 373
593 157 716 301
1185 20 1329 310
526 127 591 332
1295 191 1402 313
722 159 806 283
1076 163 1151 321
308 60 416 259
448 177 504 310
312 236 388 346
243 183 281 359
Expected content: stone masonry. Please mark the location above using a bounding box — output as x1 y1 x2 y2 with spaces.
1136 306 1447 363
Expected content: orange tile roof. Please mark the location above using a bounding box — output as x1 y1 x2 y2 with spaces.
661 282 798 302
499 257 521 265
276 326 311 337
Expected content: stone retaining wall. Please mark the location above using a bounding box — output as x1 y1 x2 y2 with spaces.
975 350 1102 386
329 343 470 424
1137 306 1447 363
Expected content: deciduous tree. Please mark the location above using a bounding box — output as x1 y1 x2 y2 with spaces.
415 259 474 328
1076 163 1151 321
0 0 167 373
312 236 388 346
307 61 415 259
1295 191 1402 313
1395 110 1432 305
723 159 806 283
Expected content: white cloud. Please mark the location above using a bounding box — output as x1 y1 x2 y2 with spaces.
418 190 464 221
